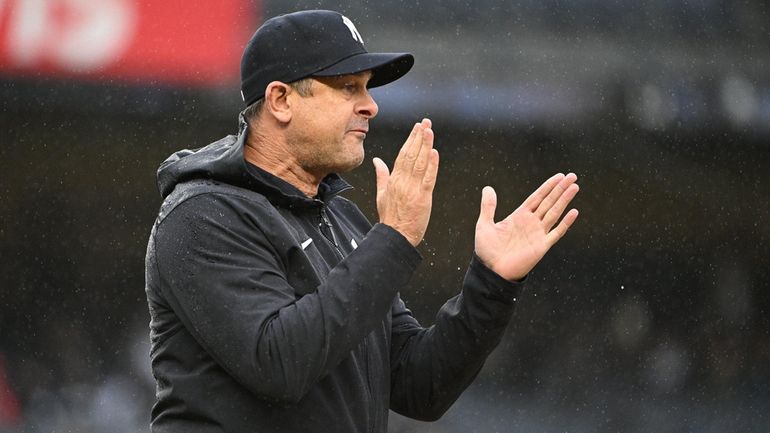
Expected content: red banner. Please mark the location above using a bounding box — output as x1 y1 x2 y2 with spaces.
0 0 258 86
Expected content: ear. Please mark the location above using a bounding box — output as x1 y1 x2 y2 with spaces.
263 81 293 123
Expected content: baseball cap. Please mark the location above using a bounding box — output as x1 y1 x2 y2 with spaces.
240 10 414 106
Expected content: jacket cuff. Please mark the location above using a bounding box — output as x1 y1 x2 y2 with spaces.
468 254 525 304
369 223 423 268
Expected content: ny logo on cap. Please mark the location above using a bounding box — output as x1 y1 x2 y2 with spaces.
341 15 364 44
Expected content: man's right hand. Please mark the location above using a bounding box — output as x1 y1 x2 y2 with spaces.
373 119 440 247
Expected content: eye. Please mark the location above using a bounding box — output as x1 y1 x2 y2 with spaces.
343 82 357 93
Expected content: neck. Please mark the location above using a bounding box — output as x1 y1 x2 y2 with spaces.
244 125 323 197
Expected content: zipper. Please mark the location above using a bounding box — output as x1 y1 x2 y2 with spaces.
318 202 376 430
318 204 345 259
362 337 376 433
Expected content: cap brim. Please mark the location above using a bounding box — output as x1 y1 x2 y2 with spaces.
311 52 414 88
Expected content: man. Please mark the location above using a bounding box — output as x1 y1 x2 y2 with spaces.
144 9 579 433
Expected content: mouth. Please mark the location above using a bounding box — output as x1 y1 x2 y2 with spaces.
348 129 368 137
348 121 369 136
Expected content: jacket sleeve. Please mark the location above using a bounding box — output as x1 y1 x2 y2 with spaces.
388 255 523 420
151 193 421 404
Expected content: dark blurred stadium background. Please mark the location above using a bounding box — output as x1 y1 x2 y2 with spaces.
1 1 769 432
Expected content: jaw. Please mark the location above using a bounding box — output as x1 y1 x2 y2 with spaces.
329 135 366 173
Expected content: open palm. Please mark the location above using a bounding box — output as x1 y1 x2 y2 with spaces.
475 173 580 281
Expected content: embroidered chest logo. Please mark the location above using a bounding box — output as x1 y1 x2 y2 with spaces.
341 15 364 44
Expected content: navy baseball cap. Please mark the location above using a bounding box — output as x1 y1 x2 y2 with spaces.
240 10 414 106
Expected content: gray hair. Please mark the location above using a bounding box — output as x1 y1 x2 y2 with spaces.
242 78 314 123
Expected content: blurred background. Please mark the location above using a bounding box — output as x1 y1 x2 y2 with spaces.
1 0 769 432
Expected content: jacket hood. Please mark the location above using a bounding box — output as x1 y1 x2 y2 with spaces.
156 115 351 207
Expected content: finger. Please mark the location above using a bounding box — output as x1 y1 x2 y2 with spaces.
477 186 497 225
542 183 580 229
535 172 578 218
546 208 579 246
522 173 565 212
413 126 434 174
421 149 440 191
373 157 390 197
408 118 432 171
393 123 420 173
400 121 425 172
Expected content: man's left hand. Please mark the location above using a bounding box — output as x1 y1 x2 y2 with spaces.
474 173 580 281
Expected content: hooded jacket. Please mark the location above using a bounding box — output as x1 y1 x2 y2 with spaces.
144 119 524 433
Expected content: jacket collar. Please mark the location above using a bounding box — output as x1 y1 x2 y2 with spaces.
157 114 353 207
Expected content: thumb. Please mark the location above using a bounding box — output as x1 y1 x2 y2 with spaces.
478 186 497 224
372 157 390 197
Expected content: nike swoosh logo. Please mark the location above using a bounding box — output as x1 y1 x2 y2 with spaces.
301 238 313 250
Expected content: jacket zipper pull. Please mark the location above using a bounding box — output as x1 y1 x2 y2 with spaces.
318 206 340 249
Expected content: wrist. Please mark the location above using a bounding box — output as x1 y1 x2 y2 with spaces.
380 222 420 247
474 253 526 282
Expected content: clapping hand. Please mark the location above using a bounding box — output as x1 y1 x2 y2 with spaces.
373 119 439 246
475 173 580 281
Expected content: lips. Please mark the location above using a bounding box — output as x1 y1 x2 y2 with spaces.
348 121 369 135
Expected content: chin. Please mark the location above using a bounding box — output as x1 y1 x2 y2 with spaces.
336 155 365 173
342 143 365 171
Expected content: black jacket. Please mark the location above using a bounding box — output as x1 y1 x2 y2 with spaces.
144 119 524 432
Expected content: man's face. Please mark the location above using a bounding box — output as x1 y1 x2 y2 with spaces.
287 71 378 176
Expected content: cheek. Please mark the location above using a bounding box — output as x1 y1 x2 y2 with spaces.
311 110 346 136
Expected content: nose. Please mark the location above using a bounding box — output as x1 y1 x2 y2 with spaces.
357 90 379 119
